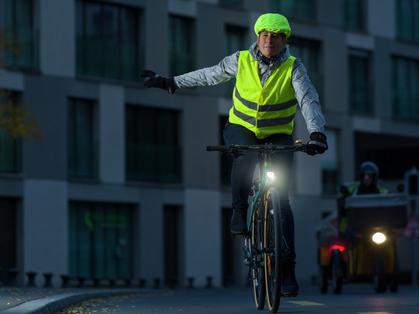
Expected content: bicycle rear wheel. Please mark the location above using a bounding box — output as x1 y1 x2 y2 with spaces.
264 187 282 313
251 203 266 310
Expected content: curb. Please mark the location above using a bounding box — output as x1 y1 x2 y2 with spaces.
0 288 154 314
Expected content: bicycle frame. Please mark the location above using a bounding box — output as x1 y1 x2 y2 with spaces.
245 151 274 259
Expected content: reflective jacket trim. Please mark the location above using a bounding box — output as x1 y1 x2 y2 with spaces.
257 112 295 128
234 88 297 112
233 106 256 125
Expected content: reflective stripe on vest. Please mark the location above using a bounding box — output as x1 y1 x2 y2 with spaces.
229 51 297 139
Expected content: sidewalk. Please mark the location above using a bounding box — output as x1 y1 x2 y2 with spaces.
0 286 154 314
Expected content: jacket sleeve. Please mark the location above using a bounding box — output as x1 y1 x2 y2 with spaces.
291 58 326 134
173 52 239 89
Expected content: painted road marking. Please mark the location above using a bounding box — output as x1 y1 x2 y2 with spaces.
358 312 396 314
286 301 324 306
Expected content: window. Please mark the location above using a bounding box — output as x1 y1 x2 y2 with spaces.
396 0 419 42
0 91 22 174
341 0 367 31
0 198 17 285
392 56 419 121
76 0 144 81
69 202 134 279
169 15 195 76
321 130 338 194
224 25 246 96
219 116 232 186
126 106 182 183
219 0 243 5
4 0 39 70
164 205 183 288
291 38 323 101
270 0 317 21
67 98 99 179
348 50 373 114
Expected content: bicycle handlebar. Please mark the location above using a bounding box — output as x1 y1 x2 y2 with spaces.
207 142 316 155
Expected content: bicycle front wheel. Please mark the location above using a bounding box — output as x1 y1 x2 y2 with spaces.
251 203 265 310
264 187 282 313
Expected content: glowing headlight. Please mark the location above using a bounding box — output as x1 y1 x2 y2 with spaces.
266 172 275 180
372 232 386 244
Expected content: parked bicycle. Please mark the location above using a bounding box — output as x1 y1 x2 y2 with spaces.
207 141 315 313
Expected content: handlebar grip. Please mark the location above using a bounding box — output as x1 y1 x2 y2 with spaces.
206 145 228 152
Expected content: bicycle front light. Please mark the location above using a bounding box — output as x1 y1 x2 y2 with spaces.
266 171 275 180
372 232 386 244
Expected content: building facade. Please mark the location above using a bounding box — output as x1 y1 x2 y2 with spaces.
0 0 418 288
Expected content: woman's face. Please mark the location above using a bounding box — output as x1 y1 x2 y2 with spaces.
257 31 288 58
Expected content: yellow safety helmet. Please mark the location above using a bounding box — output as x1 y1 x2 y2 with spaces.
254 13 291 38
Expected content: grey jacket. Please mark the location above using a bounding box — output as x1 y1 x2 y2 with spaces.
174 42 325 134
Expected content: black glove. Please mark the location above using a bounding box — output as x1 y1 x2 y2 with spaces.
307 132 328 155
141 70 177 94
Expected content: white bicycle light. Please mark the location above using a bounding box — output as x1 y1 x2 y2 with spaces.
266 171 275 180
372 232 386 244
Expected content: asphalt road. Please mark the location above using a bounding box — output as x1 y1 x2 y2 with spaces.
53 284 419 314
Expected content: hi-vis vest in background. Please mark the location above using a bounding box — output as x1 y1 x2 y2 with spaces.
229 51 297 139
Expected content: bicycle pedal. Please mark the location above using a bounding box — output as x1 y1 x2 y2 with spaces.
283 293 298 298
231 233 246 238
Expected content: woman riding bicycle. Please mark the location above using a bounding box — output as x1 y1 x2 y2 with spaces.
141 13 327 296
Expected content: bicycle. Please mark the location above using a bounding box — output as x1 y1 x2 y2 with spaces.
207 141 315 313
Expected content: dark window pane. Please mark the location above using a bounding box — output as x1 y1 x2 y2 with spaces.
69 202 134 278
5 0 39 69
396 0 419 42
224 25 246 96
291 38 323 102
68 98 99 178
219 0 243 5
0 91 22 173
270 0 317 20
342 0 367 30
392 56 419 121
76 0 143 81
348 50 373 113
169 16 195 76
219 116 232 186
126 106 182 183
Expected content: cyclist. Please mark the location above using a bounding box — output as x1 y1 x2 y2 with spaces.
350 161 388 195
141 13 327 296
339 161 388 234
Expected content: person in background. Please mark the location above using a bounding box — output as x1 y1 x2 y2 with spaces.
338 161 388 234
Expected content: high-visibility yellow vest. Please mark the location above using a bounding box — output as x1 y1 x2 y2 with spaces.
229 51 297 139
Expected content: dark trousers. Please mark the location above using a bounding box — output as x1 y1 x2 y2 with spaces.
223 121 296 265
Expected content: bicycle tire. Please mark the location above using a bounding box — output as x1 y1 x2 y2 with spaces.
264 187 282 313
331 249 343 294
251 202 266 310
373 251 387 293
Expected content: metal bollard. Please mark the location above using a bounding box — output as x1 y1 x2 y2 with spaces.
139 279 146 288
7 268 20 287
93 278 100 287
26 272 37 287
187 277 194 289
206 276 213 288
60 275 70 288
43 273 54 288
153 278 160 289
0 267 3 287
77 276 86 288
